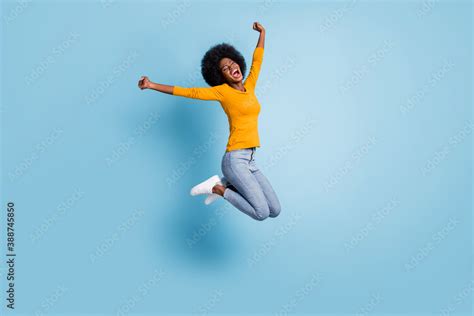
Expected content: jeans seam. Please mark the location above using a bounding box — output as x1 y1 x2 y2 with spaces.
227 154 255 205
227 154 269 219
227 156 249 197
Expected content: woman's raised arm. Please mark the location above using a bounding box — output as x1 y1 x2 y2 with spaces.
253 22 265 48
138 76 223 101
138 76 174 94
245 22 266 89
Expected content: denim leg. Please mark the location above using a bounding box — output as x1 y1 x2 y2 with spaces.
251 168 282 218
221 150 270 221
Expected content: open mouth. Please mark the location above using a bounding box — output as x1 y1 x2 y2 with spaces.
231 69 240 78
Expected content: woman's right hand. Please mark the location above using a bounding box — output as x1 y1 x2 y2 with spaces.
138 76 151 90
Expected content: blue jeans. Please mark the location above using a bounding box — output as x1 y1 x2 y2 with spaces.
221 147 281 221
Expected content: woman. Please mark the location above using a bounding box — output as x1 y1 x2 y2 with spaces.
138 22 281 221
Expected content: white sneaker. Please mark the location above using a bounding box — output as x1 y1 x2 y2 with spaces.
190 175 222 196
204 193 221 205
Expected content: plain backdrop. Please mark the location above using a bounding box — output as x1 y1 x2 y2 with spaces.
1 1 472 315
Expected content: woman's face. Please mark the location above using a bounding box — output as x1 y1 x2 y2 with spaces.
219 57 243 84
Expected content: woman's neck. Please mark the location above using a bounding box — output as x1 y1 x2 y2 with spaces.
227 81 246 92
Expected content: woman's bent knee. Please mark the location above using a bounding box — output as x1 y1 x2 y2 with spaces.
254 205 270 221
269 199 282 218
269 206 281 218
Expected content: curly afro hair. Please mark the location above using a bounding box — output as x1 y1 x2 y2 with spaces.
201 43 247 87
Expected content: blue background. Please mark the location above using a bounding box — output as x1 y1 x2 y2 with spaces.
1 0 472 315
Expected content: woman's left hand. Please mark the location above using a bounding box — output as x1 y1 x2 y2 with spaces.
253 22 265 33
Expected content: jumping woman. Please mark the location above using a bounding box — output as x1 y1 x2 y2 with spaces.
138 22 281 221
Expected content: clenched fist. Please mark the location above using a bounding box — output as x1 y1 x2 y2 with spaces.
138 76 151 90
252 22 265 33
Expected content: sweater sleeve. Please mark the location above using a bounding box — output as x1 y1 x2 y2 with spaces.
244 47 264 90
172 85 224 101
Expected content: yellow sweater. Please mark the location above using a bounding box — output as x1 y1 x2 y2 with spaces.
173 47 264 152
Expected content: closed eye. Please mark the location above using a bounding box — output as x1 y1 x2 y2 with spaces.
221 61 236 73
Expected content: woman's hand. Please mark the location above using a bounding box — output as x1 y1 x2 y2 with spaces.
253 22 265 33
253 22 265 48
138 77 174 95
138 76 151 90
